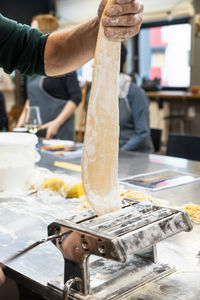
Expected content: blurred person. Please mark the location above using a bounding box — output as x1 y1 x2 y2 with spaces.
17 15 81 140
118 43 154 152
0 268 5 285
85 44 154 152
0 91 8 131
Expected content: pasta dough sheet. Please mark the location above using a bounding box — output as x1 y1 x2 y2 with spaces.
81 0 122 216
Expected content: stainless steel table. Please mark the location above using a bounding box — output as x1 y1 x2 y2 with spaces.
0 151 200 299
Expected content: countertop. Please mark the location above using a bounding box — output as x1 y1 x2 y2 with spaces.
0 151 200 299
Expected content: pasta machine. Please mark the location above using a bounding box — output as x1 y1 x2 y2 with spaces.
47 199 192 300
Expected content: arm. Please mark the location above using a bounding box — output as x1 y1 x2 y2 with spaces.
120 84 151 151
41 101 77 139
41 72 81 139
44 18 98 76
16 100 30 127
44 0 144 76
0 14 47 75
0 1 143 76
63 72 82 107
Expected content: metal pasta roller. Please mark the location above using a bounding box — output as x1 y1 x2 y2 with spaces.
47 199 192 300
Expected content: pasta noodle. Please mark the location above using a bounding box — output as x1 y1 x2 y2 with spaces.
120 190 155 201
183 203 200 224
80 190 161 211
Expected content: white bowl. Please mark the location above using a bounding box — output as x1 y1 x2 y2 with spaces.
0 132 40 192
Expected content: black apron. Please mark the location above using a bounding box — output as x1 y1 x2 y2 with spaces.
27 75 74 140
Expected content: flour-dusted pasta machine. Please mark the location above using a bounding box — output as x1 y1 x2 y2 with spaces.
47 199 193 300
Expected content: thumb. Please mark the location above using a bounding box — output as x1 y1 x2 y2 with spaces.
98 0 108 21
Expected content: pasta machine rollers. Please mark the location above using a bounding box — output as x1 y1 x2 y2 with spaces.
47 199 192 300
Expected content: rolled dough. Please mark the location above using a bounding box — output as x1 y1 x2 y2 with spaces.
81 0 122 216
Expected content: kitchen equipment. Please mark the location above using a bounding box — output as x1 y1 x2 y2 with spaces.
1 231 71 267
48 199 192 300
0 132 40 191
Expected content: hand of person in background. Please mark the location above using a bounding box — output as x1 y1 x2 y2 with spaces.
98 0 144 41
0 268 5 286
41 120 60 140
40 101 77 139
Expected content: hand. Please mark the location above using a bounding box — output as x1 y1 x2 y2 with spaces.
98 0 143 41
0 268 5 286
41 120 60 139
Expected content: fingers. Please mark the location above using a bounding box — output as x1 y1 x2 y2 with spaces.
103 13 142 27
105 1 142 17
116 0 132 3
41 124 48 129
104 24 141 41
44 122 58 139
103 11 142 41
100 0 144 41
45 129 52 140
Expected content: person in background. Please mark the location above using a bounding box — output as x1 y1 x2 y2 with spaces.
85 44 153 152
0 91 8 131
0 269 5 285
17 14 81 140
119 43 154 152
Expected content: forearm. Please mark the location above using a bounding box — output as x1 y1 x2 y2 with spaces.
121 134 144 151
55 101 77 127
44 18 99 76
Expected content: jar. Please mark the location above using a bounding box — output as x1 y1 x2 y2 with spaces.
0 132 40 192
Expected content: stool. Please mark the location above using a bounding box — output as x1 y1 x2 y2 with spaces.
164 114 190 134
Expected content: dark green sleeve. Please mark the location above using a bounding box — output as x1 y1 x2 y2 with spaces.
0 14 48 75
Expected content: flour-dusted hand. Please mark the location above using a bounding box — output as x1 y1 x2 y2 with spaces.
98 0 143 41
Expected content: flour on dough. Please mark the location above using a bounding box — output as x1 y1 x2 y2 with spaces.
81 0 122 216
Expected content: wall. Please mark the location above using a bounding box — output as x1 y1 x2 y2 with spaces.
56 0 194 25
1 0 54 24
56 0 99 25
143 0 194 22
190 0 200 86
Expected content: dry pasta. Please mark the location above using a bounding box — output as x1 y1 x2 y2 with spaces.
120 190 155 201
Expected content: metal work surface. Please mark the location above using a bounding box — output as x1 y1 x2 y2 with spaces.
0 151 200 299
